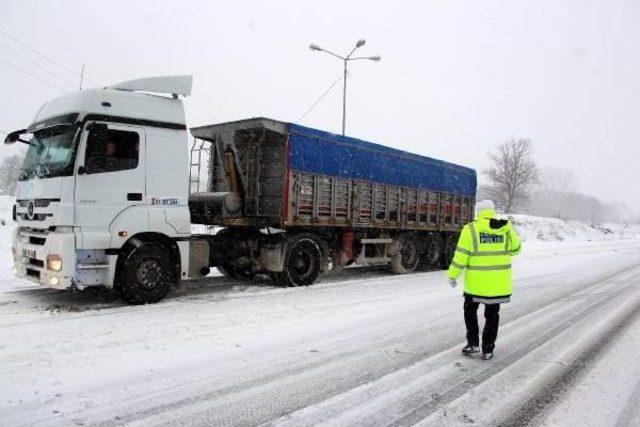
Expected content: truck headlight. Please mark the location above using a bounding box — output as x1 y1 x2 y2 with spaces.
46 254 63 271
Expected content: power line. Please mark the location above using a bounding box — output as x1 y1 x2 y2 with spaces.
0 43 80 87
0 57 70 92
0 27 97 86
297 75 344 122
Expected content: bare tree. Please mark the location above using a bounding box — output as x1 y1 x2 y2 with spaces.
483 138 539 213
0 154 24 195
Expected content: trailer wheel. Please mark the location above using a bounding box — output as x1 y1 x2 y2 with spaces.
420 233 444 270
118 243 173 304
272 237 321 287
390 233 420 274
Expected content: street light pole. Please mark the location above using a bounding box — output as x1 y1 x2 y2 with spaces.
309 39 381 136
342 59 347 135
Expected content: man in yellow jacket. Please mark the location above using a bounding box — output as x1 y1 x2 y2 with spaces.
447 199 521 360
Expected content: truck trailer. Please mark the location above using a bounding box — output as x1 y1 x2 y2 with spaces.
6 75 476 304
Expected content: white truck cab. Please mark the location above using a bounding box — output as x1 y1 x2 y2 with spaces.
7 76 209 303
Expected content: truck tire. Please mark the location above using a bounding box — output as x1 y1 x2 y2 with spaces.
118 243 173 304
420 232 443 270
271 237 321 287
390 233 420 274
215 228 254 281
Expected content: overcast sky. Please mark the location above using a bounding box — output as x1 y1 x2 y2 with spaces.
1 0 638 211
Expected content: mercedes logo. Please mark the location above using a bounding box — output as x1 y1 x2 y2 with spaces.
26 201 35 220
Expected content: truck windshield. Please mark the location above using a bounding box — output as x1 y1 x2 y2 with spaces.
19 125 79 180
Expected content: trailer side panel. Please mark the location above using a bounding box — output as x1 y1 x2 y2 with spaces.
285 123 476 229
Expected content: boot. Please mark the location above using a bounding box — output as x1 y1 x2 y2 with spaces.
481 352 493 360
462 344 480 355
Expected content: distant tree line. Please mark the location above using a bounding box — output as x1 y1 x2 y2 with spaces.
478 184 636 224
481 139 638 224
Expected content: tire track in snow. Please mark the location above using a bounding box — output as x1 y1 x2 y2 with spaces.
4 245 640 426
413 267 640 427
498 291 640 426
393 272 640 426
118 263 640 426
267 263 640 427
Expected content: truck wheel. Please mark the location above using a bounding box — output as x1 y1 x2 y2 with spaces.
215 228 254 281
420 233 443 270
272 237 321 287
390 233 420 274
119 244 173 304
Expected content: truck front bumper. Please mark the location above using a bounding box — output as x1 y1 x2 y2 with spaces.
13 228 76 290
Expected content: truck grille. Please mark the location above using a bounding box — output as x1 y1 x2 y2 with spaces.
26 268 40 279
29 236 46 245
16 198 60 208
29 258 44 268
17 213 52 221
18 229 48 246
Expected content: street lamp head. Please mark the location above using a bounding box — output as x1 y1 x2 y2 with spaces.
309 44 322 51
356 39 366 48
369 55 382 61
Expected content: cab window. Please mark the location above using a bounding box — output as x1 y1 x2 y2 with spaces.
85 125 139 173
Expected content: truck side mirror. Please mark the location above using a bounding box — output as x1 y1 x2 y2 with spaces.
4 129 30 145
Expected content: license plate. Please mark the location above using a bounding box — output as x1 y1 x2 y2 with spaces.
22 249 35 259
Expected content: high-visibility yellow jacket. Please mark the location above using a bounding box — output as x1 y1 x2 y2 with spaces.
447 208 521 303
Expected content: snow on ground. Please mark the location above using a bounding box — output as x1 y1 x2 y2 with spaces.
509 213 640 244
2 200 640 426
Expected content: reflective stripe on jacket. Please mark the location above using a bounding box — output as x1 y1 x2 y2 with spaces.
447 208 521 300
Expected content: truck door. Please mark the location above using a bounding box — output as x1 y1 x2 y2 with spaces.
74 122 146 248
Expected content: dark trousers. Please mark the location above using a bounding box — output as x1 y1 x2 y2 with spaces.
464 296 501 353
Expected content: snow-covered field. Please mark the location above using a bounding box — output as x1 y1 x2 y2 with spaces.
509 213 640 244
2 209 640 426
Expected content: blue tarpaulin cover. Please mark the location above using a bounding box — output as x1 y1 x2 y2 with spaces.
287 123 477 197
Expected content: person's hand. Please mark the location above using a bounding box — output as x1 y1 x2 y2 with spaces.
449 277 457 288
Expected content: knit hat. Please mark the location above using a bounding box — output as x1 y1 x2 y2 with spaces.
476 199 495 213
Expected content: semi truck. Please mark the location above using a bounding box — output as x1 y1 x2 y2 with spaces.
6 75 477 304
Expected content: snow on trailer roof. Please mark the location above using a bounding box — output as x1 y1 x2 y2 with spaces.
190 118 477 197
190 117 287 139
107 75 193 97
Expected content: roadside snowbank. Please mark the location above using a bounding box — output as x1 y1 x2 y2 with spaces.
508 213 640 243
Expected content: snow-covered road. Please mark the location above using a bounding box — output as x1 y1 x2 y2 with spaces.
2 239 640 426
